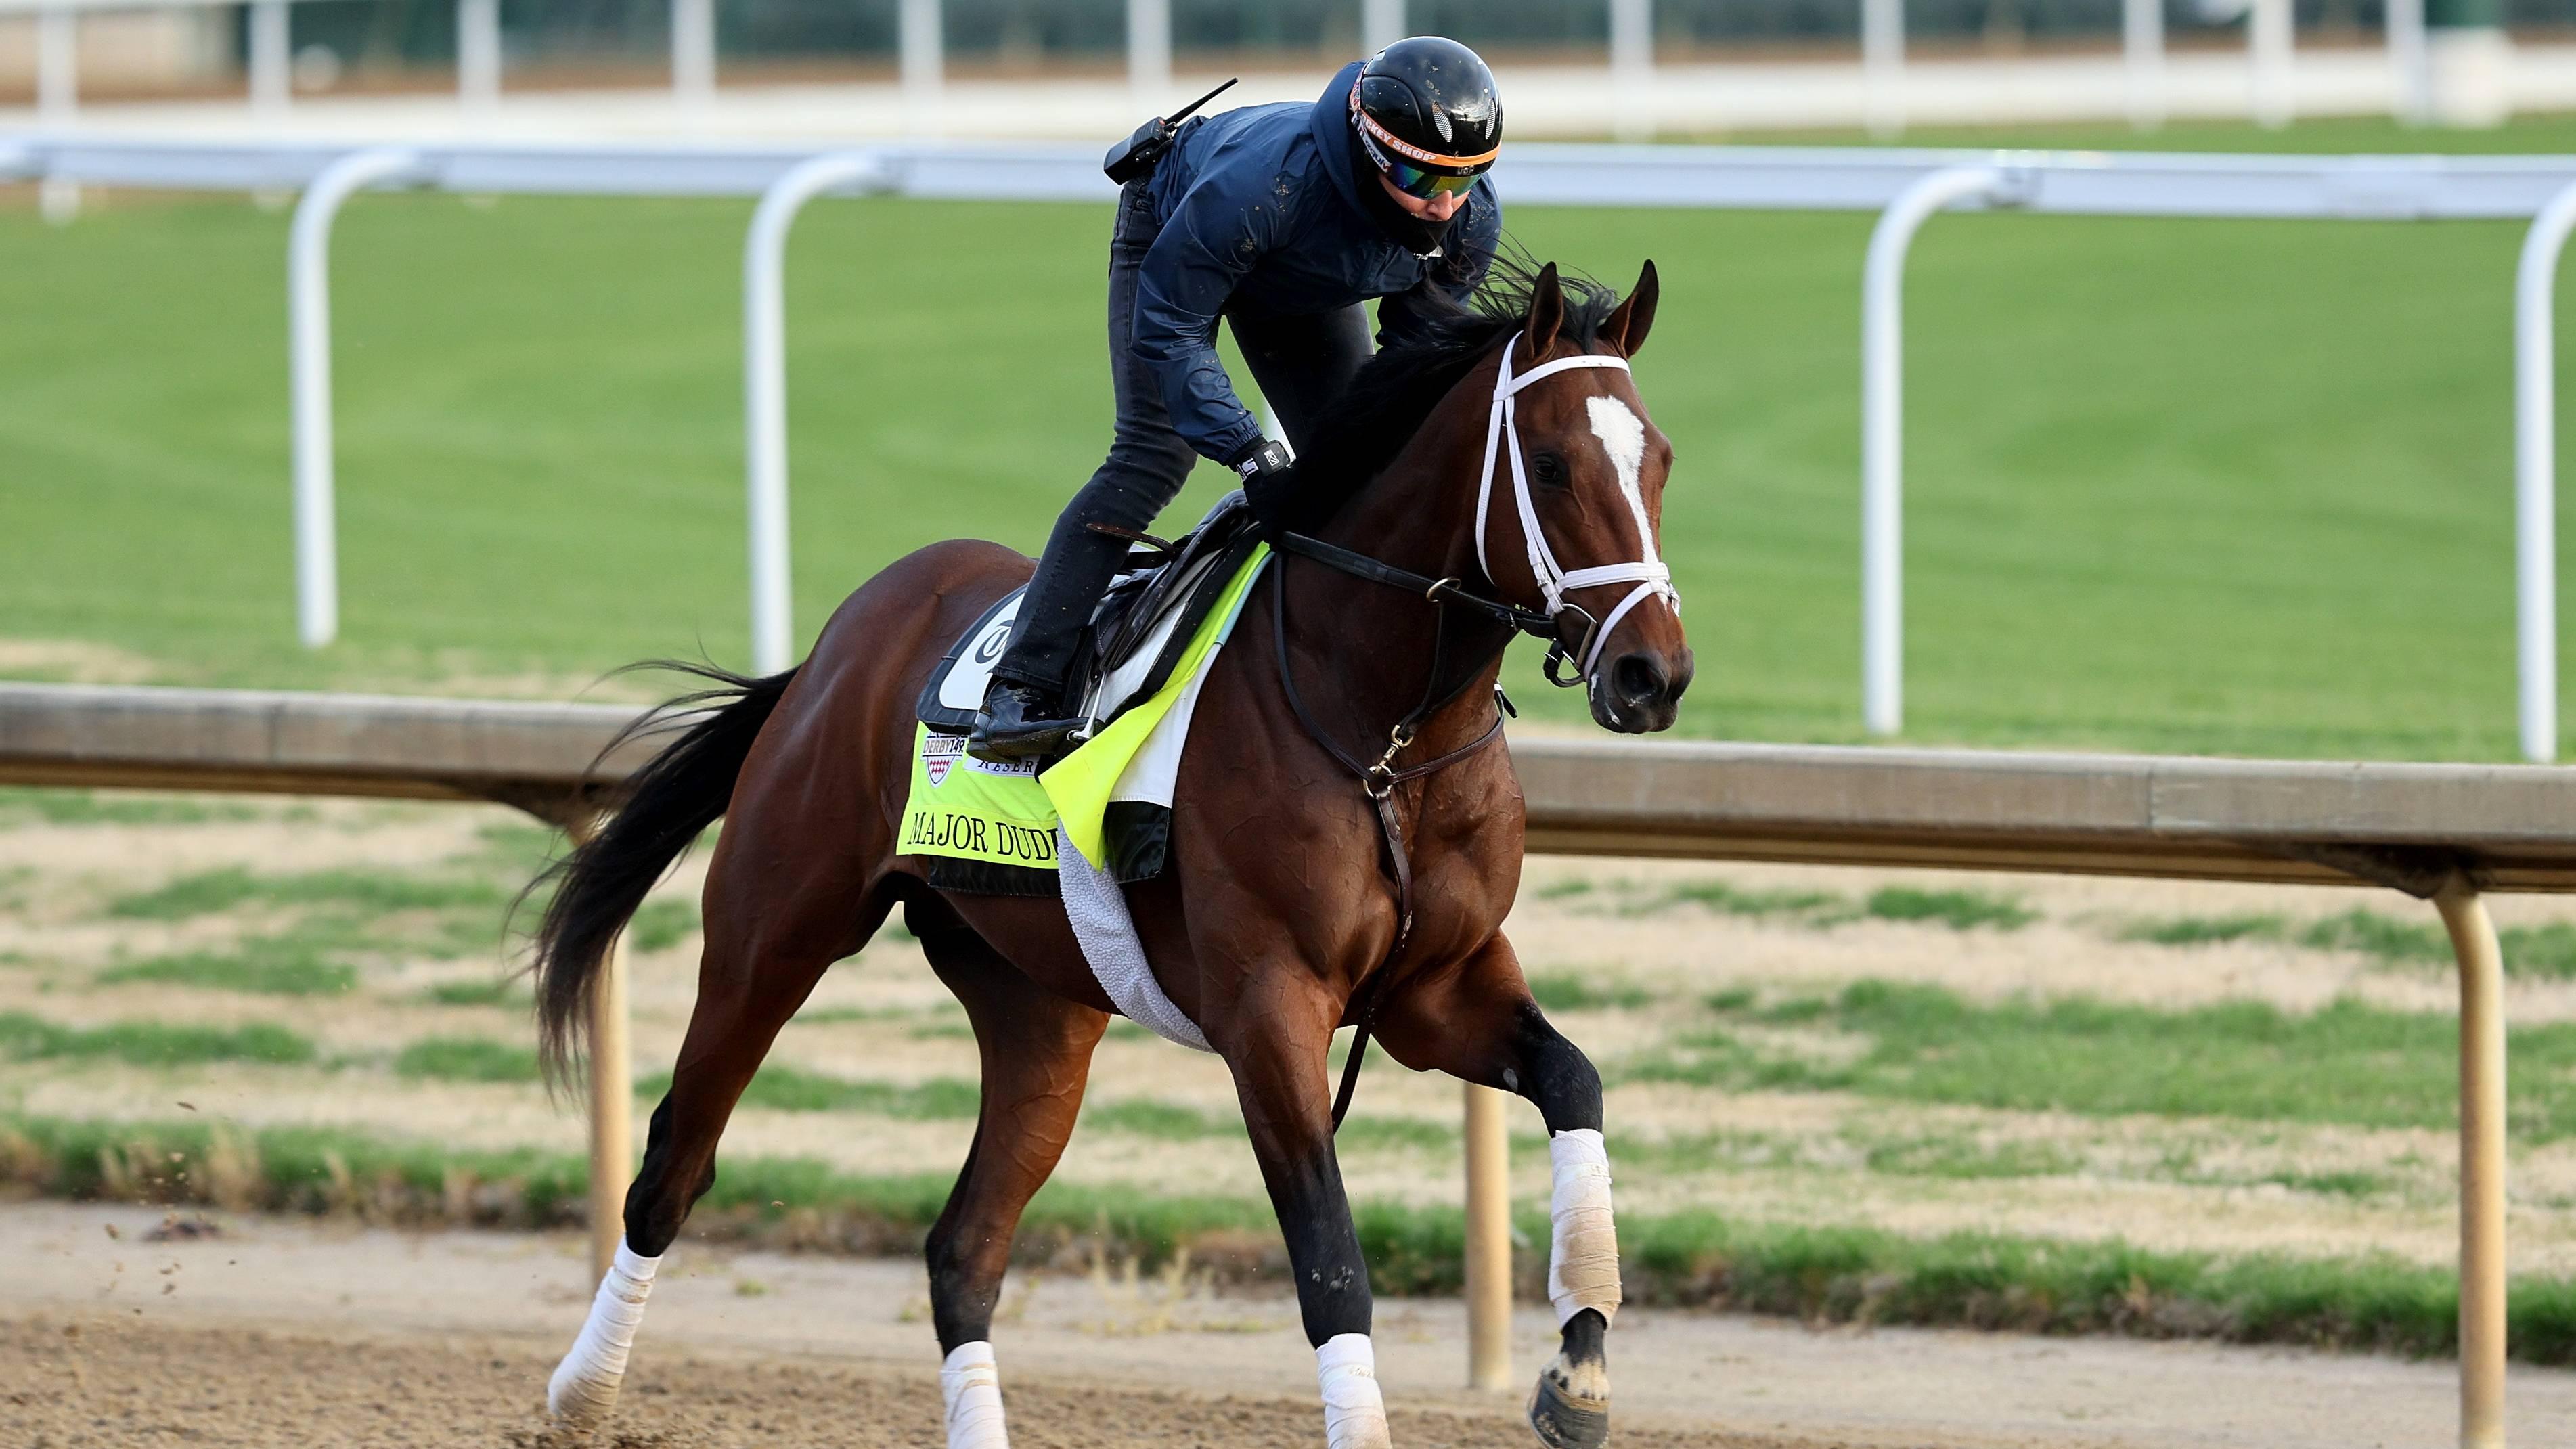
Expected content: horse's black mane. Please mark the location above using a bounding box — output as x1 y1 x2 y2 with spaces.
1283 257 1625 532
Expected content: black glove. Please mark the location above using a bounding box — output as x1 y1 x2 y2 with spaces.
1233 438 1298 539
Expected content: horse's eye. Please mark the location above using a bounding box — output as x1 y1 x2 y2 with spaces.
1530 452 1569 488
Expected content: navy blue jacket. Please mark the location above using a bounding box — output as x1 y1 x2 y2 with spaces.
1136 61 1503 466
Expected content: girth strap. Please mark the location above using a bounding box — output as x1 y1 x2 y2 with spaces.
1270 560 1511 1132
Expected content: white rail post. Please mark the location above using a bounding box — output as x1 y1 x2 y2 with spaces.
458 0 503 114
2426 0 2512 129
2433 877 2508 1449
900 0 942 131
34 5 74 122
1862 164 2006 738
1128 0 1171 102
2250 0 2294 128
290 148 428 652
1862 0 1905 138
671 0 715 106
1362 0 1406 51
2389 0 2433 124
2123 0 2165 130
1609 0 1654 143
744 154 886 675
2514 179 2576 763
250 0 292 116
34 5 76 223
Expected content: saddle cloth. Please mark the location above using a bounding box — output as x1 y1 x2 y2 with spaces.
900 520 1270 898
897 520 1267 1054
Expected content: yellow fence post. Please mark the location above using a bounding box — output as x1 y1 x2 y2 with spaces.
1463 1082 1513 1391
587 929 633 1285
569 814 635 1287
2435 876 2508 1449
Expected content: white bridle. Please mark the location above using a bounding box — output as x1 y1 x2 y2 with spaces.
1472 332 1681 679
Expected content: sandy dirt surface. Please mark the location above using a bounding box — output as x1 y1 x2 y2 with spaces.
0 1313 1776 1449
3 1202 2573 1449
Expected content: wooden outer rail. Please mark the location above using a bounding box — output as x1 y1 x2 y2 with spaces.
2 682 2564 1446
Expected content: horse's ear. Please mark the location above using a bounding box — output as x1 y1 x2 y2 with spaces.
1603 259 1660 358
1525 262 1565 356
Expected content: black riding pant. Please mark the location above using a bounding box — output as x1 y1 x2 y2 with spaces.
992 180 1373 698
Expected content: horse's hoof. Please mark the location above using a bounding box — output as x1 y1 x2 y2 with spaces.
547 1356 624 1427
1527 1356 1611 1449
546 1377 618 1428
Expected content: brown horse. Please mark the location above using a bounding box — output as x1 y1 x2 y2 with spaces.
531 261 1690 1449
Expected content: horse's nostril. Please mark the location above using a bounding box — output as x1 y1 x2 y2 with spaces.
1612 652 1666 706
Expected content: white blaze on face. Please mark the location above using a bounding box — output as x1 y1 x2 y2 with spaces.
1584 394 1662 572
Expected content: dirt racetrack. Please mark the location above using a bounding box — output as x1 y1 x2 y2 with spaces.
5 1203 2574 1448
1 1314 1806 1449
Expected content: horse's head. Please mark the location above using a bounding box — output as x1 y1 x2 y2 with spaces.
1478 261 1692 733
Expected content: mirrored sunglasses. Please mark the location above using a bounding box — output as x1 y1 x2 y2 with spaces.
1383 160 1484 200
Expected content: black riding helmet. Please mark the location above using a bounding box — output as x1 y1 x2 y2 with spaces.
1350 37 1503 202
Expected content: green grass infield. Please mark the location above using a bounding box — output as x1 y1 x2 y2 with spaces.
3 1112 2567 1366
10 116 2576 758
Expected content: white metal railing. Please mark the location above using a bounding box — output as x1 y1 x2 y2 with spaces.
1846 152 2576 763
2516 181 2576 766
0 0 715 116
5 134 2574 747
1860 164 2020 739
0 0 2491 140
743 153 888 672
286 146 429 650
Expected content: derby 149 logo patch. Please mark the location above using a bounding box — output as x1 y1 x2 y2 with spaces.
922 732 967 786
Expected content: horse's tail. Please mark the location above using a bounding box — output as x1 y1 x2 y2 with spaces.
531 663 797 1086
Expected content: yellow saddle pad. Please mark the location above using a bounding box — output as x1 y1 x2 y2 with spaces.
899 545 1269 891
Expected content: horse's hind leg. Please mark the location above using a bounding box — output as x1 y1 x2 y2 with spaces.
913 899 1107 1449
548 868 888 1425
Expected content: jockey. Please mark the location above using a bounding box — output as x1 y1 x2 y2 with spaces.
969 36 1507 762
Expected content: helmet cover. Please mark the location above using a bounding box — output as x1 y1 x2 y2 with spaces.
1350 37 1503 199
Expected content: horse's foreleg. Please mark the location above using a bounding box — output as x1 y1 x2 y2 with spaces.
1223 984 1392 1449
547 877 879 1425
1521 1014 1616 1449
916 913 1107 1449
1378 935 1618 1449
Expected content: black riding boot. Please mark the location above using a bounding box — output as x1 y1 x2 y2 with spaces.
967 681 1080 763
969 505 1140 762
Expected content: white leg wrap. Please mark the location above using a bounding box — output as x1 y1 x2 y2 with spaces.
1547 1129 1622 1327
1315 1333 1394 1449
547 1243 659 1424
939 1341 1011 1449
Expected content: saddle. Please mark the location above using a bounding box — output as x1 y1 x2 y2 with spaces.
916 491 1260 744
